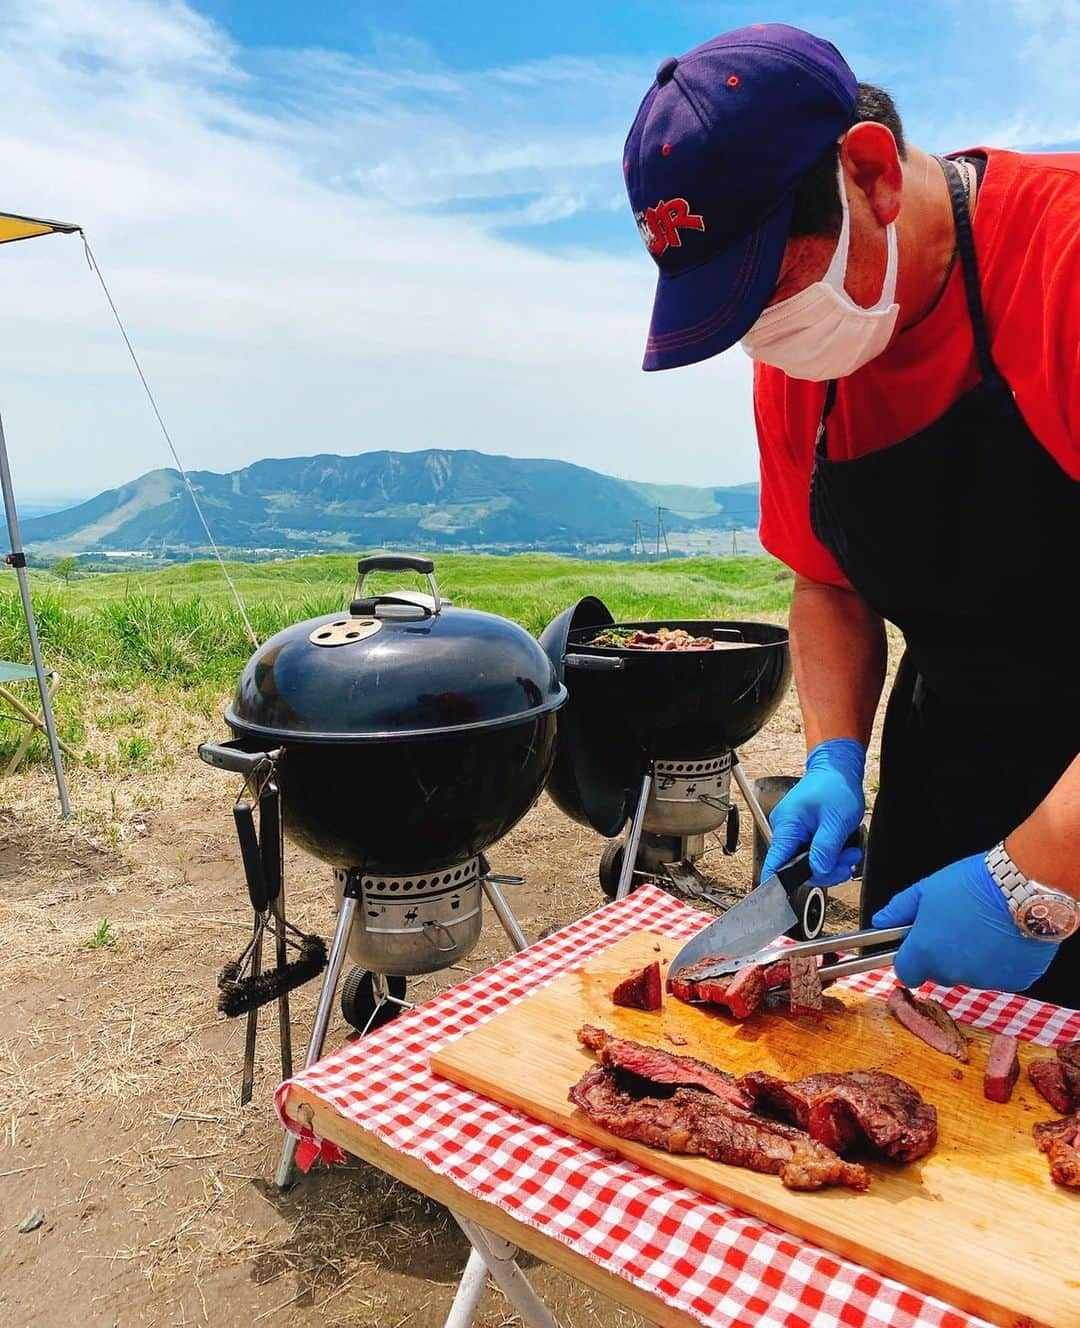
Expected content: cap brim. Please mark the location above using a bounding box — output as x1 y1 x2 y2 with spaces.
642 194 794 372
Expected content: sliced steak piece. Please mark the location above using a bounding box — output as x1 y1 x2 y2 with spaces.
568 1064 869 1191
1033 1111 1080 1188
887 986 969 1062
723 963 769 1018
666 958 769 1019
739 1068 938 1162
1057 1039 1080 1101
1029 1058 1074 1113
577 1026 751 1108
611 961 662 1011
762 958 791 989
788 954 823 1014
984 1034 1021 1104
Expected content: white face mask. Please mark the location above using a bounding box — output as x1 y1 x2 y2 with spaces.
740 161 899 381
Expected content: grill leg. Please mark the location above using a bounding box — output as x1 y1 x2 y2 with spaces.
274 893 358 1189
615 771 653 901
448 1214 559 1328
481 876 529 952
732 755 773 845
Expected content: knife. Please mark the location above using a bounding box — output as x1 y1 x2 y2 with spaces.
668 852 811 980
668 849 911 983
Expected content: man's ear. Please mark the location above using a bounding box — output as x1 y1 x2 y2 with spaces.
840 123 903 225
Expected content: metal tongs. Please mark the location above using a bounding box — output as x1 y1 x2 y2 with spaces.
669 848 910 983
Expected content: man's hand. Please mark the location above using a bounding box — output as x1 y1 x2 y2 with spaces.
760 738 866 885
872 852 1059 992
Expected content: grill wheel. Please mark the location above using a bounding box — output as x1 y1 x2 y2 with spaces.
341 968 407 1036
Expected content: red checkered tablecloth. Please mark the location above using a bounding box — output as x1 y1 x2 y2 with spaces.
275 885 1080 1328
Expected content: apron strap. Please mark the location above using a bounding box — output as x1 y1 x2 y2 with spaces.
938 157 998 382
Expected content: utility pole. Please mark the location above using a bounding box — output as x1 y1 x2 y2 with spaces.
655 506 670 558
631 520 647 557
731 529 738 557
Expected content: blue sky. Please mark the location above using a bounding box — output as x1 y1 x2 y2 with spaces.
0 0 1076 501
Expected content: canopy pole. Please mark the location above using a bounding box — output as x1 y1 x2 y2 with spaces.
0 410 71 817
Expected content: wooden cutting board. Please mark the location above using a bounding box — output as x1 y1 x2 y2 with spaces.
431 930 1079 1328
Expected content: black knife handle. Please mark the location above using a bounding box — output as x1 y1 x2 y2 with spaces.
773 829 863 894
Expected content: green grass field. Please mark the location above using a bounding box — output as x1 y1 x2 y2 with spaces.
0 552 792 767
8 552 793 685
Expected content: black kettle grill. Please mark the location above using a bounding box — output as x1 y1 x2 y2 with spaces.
539 596 826 937
201 554 566 1184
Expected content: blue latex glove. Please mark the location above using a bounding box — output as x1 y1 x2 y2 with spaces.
759 738 865 887
872 852 1059 992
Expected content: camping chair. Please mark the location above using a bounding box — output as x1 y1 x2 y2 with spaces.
0 661 78 775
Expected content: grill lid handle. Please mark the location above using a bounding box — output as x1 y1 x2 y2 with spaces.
351 553 442 619
563 652 626 671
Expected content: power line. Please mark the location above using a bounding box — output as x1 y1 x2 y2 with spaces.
80 236 258 648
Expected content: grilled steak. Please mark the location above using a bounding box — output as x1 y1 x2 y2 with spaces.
1033 1111 1080 1188
568 1064 869 1191
984 1034 1020 1104
887 987 969 1062
578 1025 751 1109
739 1069 938 1162
1057 1039 1080 1101
667 957 771 1019
1029 1058 1074 1113
611 961 663 1012
788 954 823 1014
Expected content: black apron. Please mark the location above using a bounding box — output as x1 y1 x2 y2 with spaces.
808 158 1080 1008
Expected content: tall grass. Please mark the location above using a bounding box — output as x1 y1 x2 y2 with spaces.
1 552 793 691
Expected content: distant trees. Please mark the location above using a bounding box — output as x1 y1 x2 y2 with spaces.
52 555 78 585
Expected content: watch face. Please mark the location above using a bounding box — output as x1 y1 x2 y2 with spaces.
1017 893 1080 941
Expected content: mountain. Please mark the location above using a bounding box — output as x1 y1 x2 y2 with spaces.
17 449 760 556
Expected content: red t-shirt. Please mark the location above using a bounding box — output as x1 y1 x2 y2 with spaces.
755 148 1080 587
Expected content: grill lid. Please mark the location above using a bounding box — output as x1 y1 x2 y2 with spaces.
227 555 566 743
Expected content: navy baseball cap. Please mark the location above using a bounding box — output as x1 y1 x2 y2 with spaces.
624 24 858 371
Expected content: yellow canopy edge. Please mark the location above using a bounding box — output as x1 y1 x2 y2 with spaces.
0 212 81 245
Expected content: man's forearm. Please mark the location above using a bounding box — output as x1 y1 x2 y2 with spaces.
1005 753 1080 898
789 575 887 751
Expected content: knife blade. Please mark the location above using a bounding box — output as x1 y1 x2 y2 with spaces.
667 851 813 980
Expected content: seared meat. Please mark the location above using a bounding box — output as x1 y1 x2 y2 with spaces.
984 1034 1020 1104
1033 1111 1080 1188
788 954 824 1014
1057 1039 1080 1101
739 1069 938 1162
611 961 663 1011
667 958 770 1019
578 1025 750 1108
1029 1058 1075 1113
887 987 969 1062
568 1064 869 1191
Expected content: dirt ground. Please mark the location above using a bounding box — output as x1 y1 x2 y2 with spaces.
0 647 896 1328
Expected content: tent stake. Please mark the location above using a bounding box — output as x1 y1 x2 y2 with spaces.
0 410 71 817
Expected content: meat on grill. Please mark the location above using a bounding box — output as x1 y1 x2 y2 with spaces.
1033 1111 1080 1188
578 1025 750 1108
984 1034 1020 1104
568 1064 869 1191
887 986 969 1062
591 627 734 652
738 1069 938 1162
611 961 663 1011
1029 1058 1075 1113
788 954 824 1015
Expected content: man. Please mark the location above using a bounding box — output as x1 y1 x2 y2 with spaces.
623 24 1079 1005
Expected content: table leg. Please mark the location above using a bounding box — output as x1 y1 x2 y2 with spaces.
450 1213 559 1328
442 1246 490 1328
275 895 358 1189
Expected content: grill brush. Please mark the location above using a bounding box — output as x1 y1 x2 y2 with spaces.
217 926 327 1015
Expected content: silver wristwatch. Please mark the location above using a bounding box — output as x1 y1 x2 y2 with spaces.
985 842 1080 942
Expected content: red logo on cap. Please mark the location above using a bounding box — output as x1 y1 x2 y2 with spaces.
637 198 705 255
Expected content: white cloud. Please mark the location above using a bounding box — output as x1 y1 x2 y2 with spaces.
0 0 758 502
